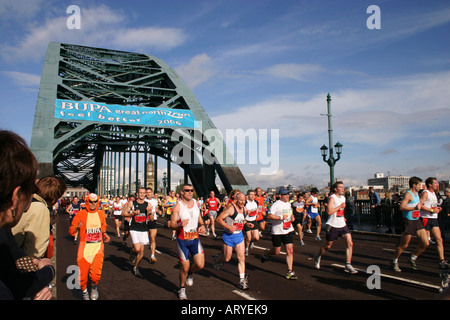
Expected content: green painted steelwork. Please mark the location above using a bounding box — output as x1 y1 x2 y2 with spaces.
31 42 249 195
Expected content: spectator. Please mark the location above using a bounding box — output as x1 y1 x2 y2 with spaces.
12 176 66 258
0 130 55 300
369 187 382 228
344 191 355 230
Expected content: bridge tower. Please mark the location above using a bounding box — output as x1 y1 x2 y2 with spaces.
31 42 249 196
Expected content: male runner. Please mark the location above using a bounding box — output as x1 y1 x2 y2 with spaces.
112 196 123 237
146 188 161 264
420 177 449 269
292 193 306 246
215 192 251 289
255 187 267 233
169 184 206 300
122 188 152 278
205 190 221 239
244 190 260 256
164 190 178 240
305 188 322 240
260 189 297 280
314 181 357 274
391 177 429 272
66 196 81 244
69 193 110 300
100 194 110 218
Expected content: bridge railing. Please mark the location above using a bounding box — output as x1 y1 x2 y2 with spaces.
316 199 450 240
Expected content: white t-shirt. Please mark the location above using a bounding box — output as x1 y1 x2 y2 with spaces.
325 194 346 228
145 198 159 220
245 200 258 222
420 190 438 219
112 201 123 216
269 200 294 235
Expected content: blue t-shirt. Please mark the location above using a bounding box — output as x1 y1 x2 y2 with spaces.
402 190 420 221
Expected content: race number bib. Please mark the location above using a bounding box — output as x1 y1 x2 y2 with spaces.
86 228 102 243
283 219 292 230
134 212 147 223
248 209 257 217
183 228 198 240
282 208 292 229
233 220 245 231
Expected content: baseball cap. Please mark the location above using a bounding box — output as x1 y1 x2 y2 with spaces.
279 189 289 195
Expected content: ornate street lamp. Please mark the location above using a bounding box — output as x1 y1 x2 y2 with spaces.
320 94 343 187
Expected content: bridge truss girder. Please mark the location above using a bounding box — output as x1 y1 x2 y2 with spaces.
31 42 249 196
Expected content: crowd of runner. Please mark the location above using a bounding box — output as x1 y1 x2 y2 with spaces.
2 129 449 301
61 177 450 300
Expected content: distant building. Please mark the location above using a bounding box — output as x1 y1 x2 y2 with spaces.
64 187 89 199
367 174 410 191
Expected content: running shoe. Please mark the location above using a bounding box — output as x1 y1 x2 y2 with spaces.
178 287 187 300
82 289 90 300
391 260 402 272
286 271 298 280
439 260 450 270
260 249 269 263
409 256 418 270
314 255 321 269
186 274 194 286
214 254 223 270
245 248 249 257
90 285 99 300
238 275 249 290
150 256 157 264
129 251 136 265
299 240 305 246
344 264 358 274
134 266 143 278
314 236 321 241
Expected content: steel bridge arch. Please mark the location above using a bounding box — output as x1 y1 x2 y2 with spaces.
31 42 249 196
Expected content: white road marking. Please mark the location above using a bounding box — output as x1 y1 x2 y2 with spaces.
252 245 286 255
331 263 440 290
383 248 411 254
232 290 258 300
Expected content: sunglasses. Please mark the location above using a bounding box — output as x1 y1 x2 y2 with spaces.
183 189 194 192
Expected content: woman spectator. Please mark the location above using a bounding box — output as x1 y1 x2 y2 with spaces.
0 130 55 300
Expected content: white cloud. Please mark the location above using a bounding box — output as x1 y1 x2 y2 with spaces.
2 71 41 89
0 0 46 20
175 53 216 89
0 4 187 62
262 63 324 81
111 27 186 51
212 70 450 147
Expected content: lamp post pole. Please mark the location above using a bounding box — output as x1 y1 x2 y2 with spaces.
163 172 167 196
320 93 343 188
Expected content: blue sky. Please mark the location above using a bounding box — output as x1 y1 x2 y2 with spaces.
0 0 449 190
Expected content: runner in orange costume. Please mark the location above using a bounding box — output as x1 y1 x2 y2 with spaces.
69 193 110 300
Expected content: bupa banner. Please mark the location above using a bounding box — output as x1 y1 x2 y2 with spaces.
55 99 200 128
